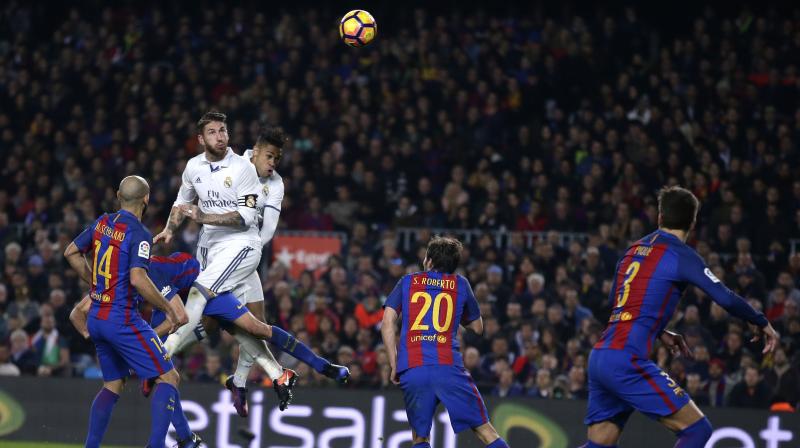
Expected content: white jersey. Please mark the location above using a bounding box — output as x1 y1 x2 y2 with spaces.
242 149 284 247
174 147 261 246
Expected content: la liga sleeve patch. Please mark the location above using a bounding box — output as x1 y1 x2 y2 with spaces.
138 241 151 259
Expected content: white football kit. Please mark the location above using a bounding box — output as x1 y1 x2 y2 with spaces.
235 149 285 304
173 147 263 294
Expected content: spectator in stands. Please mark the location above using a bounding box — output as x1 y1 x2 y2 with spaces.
31 304 70 377
567 366 588 400
527 368 554 399
196 351 225 384
706 358 729 408
727 366 773 409
9 329 37 375
493 366 524 398
763 346 800 407
686 373 709 407
0 341 20 376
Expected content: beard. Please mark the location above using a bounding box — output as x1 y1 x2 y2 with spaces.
202 137 227 160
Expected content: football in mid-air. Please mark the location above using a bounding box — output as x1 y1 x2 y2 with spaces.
339 10 377 47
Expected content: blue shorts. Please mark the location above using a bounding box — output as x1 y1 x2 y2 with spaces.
399 365 489 436
584 349 691 426
88 316 173 382
150 289 248 340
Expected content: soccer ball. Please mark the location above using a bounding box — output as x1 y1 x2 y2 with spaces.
339 10 377 47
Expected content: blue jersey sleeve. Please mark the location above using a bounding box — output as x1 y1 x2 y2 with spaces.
676 247 768 327
128 227 152 271
73 220 97 253
384 277 404 312
462 278 481 324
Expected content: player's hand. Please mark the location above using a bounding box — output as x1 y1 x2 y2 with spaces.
659 330 693 359
750 323 780 354
172 300 189 327
390 367 400 385
80 329 90 339
178 204 205 223
153 228 173 245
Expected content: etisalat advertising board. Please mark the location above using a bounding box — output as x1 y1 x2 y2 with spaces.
0 380 798 447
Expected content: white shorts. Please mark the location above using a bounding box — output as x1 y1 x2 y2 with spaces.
196 242 261 294
232 271 264 305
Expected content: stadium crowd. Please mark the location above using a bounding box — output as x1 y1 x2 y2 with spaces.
0 1 800 410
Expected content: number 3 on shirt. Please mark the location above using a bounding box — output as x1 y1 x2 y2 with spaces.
410 291 454 332
615 261 641 308
92 240 114 289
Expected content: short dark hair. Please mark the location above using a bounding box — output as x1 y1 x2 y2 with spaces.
255 126 288 160
196 111 227 134
658 186 699 231
256 126 288 149
426 236 462 273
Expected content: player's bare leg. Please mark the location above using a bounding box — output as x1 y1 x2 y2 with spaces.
411 430 430 447
659 401 712 447
586 420 623 447
472 422 504 446
233 307 349 381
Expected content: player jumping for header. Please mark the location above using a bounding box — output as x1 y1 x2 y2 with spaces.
154 111 297 410
582 186 779 448
382 236 510 448
223 127 350 416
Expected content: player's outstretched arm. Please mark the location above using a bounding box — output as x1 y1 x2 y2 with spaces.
177 204 246 228
154 206 186 244
679 249 777 353
131 267 187 330
381 306 400 385
69 295 92 339
64 242 93 285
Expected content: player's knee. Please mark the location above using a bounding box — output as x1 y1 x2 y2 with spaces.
587 421 621 446
159 369 181 387
677 417 712 445
253 322 271 339
473 423 500 445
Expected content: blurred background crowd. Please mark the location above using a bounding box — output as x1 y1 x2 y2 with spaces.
1 1 799 410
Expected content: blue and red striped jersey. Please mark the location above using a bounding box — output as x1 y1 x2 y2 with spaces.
384 271 481 372
73 210 152 324
595 230 768 357
148 252 200 298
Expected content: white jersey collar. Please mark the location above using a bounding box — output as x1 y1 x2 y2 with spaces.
200 147 234 167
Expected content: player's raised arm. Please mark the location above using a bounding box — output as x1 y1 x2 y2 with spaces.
678 248 779 353
155 169 196 244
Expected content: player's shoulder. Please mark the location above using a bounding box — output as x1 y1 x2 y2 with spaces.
229 150 256 170
454 272 472 286
268 171 285 192
184 152 206 170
